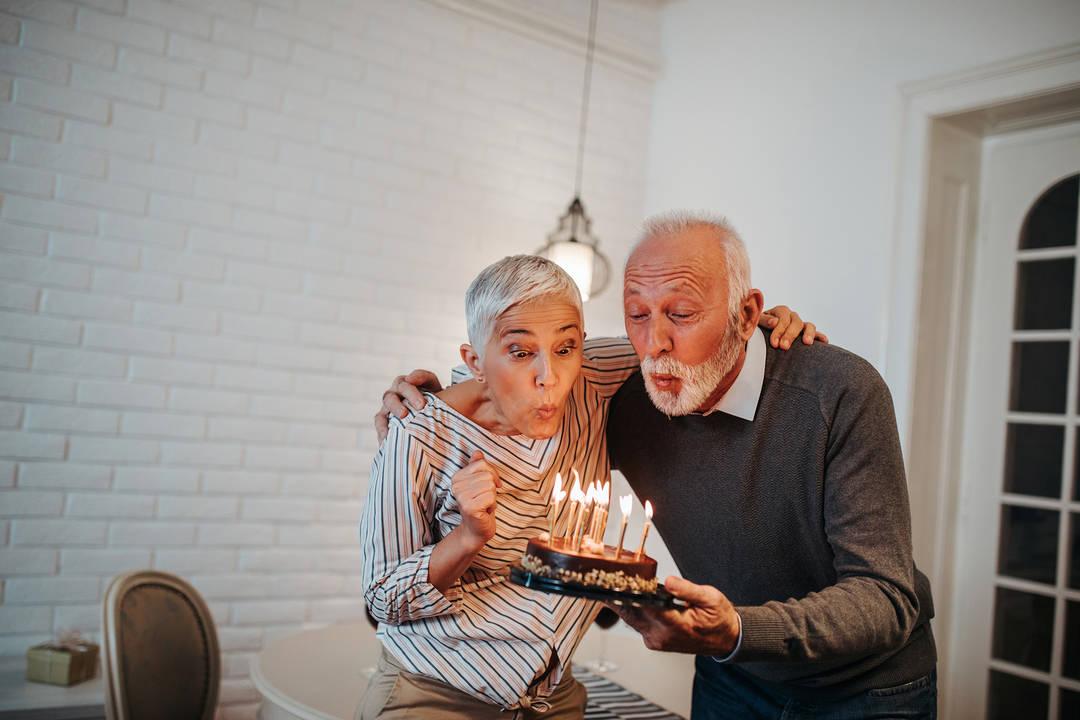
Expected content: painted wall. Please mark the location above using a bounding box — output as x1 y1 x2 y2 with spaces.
644 0 1080 409
0 1 659 717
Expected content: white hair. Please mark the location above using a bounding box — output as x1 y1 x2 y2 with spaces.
633 211 752 323
465 255 583 357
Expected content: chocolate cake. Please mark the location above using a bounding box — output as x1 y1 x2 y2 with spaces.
521 534 658 593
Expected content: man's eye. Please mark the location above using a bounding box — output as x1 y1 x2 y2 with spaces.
512 351 531 359
628 313 648 321
669 312 694 320
556 346 577 355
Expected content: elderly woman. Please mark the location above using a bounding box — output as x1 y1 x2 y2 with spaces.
359 255 815 719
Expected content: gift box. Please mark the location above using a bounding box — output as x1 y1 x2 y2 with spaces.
26 639 99 686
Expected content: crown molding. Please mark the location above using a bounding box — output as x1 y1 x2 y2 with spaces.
422 0 663 80
899 42 1080 109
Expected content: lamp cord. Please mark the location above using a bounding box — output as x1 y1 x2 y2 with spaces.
574 0 599 199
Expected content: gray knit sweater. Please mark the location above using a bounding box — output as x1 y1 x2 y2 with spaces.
607 331 936 701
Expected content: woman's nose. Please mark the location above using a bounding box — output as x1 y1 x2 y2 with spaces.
535 354 558 387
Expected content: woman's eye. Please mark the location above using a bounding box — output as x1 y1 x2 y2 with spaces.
512 351 531 359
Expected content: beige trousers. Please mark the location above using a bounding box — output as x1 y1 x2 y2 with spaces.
356 649 586 720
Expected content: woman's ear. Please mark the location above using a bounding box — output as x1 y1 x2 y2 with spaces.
461 344 483 382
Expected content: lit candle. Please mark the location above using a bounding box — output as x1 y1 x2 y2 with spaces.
574 483 597 552
635 500 653 559
548 472 566 538
615 494 632 557
563 473 586 545
587 482 601 539
600 481 611 538
593 481 610 542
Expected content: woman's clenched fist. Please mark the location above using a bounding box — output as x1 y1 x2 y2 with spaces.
452 450 502 548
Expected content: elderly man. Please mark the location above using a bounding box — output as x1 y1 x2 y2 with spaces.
376 212 936 719
604 213 936 719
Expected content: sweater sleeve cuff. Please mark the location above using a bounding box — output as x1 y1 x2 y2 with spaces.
731 605 788 661
713 612 743 663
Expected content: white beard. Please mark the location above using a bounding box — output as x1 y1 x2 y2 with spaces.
641 325 744 417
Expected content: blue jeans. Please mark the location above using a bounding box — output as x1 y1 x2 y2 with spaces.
691 657 937 720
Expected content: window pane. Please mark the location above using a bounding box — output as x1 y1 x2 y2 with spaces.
998 504 1059 585
988 670 1048 720
1075 429 1080 502
1013 258 1074 330
1061 688 1080 720
1003 423 1063 498
1072 513 1080 591
1008 342 1068 414
1019 174 1079 249
1065 600 1080 681
991 587 1054 671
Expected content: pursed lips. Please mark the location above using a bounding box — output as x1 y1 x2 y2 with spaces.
649 374 680 390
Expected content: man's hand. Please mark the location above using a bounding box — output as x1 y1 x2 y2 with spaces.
452 450 501 549
613 576 741 657
374 369 443 442
760 305 829 349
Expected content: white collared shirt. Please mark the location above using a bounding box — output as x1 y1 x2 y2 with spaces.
698 327 766 421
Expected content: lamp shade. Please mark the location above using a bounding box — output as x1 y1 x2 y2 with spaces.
537 197 610 301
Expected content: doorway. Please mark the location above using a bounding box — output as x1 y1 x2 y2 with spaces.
949 121 1080 720
903 75 1080 718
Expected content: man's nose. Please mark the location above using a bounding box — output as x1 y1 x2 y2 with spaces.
643 318 673 357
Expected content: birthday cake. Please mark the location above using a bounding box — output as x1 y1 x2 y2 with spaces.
521 534 658 593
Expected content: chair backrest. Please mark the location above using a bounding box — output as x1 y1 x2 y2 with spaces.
102 570 220 720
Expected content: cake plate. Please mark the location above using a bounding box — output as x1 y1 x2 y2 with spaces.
509 566 687 609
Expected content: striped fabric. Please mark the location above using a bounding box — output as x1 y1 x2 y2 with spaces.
359 338 640 710
575 664 685 719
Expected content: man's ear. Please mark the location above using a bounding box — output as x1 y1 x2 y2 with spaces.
461 344 482 379
740 290 765 340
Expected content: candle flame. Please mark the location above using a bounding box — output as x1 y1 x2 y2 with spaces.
585 481 599 504
619 494 633 516
644 500 653 519
552 473 566 503
601 481 610 505
569 476 586 504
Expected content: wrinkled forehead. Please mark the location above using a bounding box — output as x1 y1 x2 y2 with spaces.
491 297 583 339
624 234 727 301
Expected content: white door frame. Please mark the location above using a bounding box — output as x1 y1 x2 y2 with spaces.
955 120 1080 719
883 42 1080 717
887 42 1080 443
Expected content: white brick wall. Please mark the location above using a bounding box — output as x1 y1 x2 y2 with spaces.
0 1 659 717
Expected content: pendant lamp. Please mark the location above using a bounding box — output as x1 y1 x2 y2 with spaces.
535 0 610 301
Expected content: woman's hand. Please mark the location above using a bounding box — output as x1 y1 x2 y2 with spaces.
759 305 828 349
452 450 502 549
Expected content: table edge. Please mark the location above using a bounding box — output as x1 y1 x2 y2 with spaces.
250 654 344 720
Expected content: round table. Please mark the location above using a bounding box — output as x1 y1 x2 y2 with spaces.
251 622 380 720
252 622 691 719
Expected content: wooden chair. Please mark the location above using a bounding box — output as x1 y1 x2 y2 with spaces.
101 570 220 720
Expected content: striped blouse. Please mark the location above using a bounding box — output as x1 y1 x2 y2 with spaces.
359 337 639 709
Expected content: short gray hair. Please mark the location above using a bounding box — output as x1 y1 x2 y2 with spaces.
465 255 583 357
635 211 752 322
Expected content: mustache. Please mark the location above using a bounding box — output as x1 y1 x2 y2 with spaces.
641 354 695 378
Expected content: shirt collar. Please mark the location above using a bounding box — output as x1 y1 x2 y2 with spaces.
698 327 766 421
